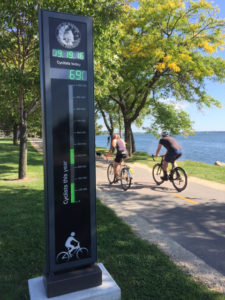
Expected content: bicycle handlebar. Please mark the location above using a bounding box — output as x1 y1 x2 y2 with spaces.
151 154 165 161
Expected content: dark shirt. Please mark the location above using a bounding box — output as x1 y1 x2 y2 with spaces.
159 136 182 151
116 139 126 152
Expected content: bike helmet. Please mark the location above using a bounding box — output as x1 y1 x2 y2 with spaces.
161 131 169 137
113 134 118 139
71 232 75 236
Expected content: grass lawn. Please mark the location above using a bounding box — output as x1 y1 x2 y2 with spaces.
0 138 225 299
96 147 225 184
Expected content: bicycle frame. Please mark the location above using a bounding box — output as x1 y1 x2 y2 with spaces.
152 155 176 171
106 156 133 190
152 155 187 192
107 156 128 173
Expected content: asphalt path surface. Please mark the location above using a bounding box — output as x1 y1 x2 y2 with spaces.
96 158 225 292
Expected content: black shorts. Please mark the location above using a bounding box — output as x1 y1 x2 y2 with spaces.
115 151 127 163
165 149 182 163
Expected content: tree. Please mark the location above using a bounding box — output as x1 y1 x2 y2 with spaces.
95 97 122 144
0 0 126 179
143 101 194 137
0 67 20 145
105 0 225 154
27 105 42 137
95 123 103 136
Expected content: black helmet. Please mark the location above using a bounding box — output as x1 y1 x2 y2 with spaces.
161 131 169 137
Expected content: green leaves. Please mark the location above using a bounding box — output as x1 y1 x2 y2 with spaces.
146 101 194 137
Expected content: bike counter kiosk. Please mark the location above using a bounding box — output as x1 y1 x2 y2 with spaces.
39 10 102 297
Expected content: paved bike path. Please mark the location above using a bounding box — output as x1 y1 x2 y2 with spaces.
96 158 225 293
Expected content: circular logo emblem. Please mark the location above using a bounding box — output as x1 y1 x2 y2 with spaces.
56 22 81 49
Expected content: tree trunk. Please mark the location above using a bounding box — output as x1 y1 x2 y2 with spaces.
118 111 122 137
110 132 115 152
18 87 27 179
13 123 19 146
124 121 132 156
18 120 27 179
131 129 136 153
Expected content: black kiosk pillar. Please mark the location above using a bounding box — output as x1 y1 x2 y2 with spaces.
38 10 102 298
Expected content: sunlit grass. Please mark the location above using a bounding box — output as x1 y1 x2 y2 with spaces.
96 148 225 184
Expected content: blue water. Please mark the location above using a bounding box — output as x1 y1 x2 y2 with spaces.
96 132 225 165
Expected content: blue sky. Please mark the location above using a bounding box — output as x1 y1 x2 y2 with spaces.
184 0 225 131
99 0 225 132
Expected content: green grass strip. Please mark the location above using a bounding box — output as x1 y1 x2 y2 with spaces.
71 182 75 203
96 147 225 184
70 148 75 164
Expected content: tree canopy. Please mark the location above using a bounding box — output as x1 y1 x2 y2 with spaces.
0 0 126 178
1 0 225 163
98 0 225 153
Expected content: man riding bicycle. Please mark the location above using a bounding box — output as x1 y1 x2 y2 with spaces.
155 131 182 181
107 134 128 181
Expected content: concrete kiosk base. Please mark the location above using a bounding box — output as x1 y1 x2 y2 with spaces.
28 263 121 300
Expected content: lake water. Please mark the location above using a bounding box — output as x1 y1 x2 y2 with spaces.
96 132 225 165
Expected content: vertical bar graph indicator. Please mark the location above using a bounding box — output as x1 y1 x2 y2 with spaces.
69 85 75 203
70 148 75 164
71 183 75 203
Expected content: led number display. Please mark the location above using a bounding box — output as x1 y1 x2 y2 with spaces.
69 70 86 80
50 68 87 81
52 49 85 60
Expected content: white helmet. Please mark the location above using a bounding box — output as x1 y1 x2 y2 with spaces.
161 131 169 137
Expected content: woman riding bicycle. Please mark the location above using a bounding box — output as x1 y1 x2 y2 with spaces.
107 134 128 181
155 131 182 181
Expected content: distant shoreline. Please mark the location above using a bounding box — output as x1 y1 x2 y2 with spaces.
96 132 225 165
97 131 225 135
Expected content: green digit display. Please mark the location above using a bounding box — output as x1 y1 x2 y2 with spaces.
52 49 85 60
67 51 74 59
69 70 85 81
52 49 58 57
69 70 75 80
58 50 63 57
76 70 82 81
78 52 84 60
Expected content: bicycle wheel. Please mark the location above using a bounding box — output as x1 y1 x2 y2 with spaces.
107 163 115 184
171 167 187 192
76 247 88 259
56 251 70 263
121 167 132 191
152 164 164 185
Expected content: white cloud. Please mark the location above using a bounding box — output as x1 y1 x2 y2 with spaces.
158 98 189 110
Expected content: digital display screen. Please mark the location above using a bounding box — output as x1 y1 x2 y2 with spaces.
47 17 92 266
52 49 85 60
50 68 87 81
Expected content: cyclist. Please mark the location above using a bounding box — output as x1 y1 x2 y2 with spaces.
155 131 182 180
107 134 128 181
65 232 79 255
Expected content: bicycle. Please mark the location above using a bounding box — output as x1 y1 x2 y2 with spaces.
56 243 88 263
152 155 187 192
107 157 133 191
